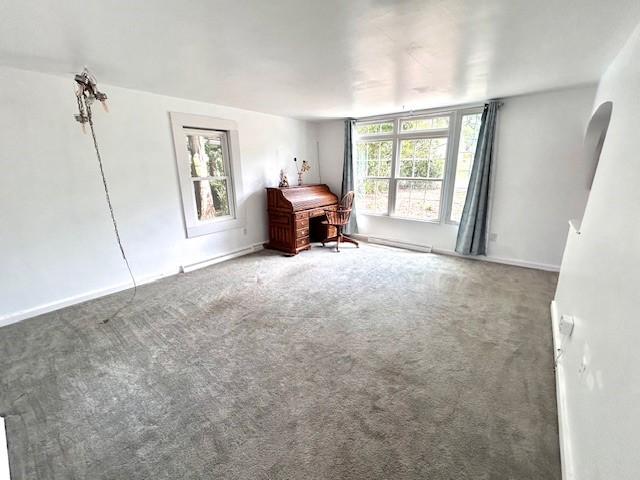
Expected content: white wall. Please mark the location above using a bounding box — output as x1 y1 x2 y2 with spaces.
490 86 596 268
0 66 319 324
316 85 596 269
316 120 344 197
553 22 640 480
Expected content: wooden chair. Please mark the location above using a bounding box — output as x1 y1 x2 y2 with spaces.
321 191 359 252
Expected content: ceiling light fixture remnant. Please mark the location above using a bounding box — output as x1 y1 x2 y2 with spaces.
74 67 109 133
72 68 137 323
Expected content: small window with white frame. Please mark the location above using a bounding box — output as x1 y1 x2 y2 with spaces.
186 129 234 221
170 113 244 237
353 106 483 224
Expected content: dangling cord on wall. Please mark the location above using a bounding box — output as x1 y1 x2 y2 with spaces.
86 104 137 323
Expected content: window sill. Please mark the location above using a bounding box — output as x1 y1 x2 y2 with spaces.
358 212 448 226
186 216 245 238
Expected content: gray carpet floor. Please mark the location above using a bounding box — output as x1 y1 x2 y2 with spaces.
0 243 561 479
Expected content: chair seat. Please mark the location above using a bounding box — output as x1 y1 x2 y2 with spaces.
322 220 348 227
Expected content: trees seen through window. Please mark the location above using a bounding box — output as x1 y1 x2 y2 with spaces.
354 108 483 223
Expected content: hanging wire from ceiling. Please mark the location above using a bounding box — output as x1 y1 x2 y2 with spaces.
74 68 137 324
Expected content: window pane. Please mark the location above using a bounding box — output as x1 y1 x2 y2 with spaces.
204 138 225 176
401 116 449 132
187 134 210 177
186 134 227 178
356 140 393 177
356 178 389 214
398 138 447 179
395 180 442 220
193 179 231 221
355 121 394 136
451 113 483 222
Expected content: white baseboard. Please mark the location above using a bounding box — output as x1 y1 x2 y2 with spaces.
180 243 264 273
0 417 8 480
432 247 560 272
0 270 176 329
353 233 560 272
366 236 432 253
551 300 573 480
550 300 561 357
0 242 265 328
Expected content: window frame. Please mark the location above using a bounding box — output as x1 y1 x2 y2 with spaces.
355 137 395 215
186 127 236 222
355 119 395 137
447 108 484 224
170 112 245 238
353 105 483 225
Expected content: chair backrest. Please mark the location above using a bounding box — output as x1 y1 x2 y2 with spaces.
325 208 350 226
325 191 355 226
341 191 355 210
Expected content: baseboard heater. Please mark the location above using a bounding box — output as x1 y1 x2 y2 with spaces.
180 243 264 274
1 417 9 479
366 236 432 253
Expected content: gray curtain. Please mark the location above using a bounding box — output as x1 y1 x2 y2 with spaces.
455 101 499 255
341 118 358 234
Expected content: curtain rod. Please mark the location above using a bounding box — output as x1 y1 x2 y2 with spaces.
354 99 504 122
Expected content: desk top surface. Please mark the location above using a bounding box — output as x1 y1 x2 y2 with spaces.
267 184 338 212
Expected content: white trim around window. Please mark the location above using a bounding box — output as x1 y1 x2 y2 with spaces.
169 112 245 238
353 104 483 225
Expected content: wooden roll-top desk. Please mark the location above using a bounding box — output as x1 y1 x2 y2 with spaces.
265 184 339 255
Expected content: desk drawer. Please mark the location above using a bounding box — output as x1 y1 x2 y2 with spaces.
296 227 309 238
295 217 309 229
296 236 309 248
309 208 327 218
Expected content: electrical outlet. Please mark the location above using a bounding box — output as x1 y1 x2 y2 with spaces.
559 315 575 336
489 232 498 242
242 227 247 235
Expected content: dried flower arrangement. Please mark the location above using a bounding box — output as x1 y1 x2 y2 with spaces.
294 157 311 185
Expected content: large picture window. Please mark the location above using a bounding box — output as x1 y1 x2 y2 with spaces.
354 107 482 224
170 113 245 238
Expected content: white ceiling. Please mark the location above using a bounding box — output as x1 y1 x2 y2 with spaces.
1 0 639 119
